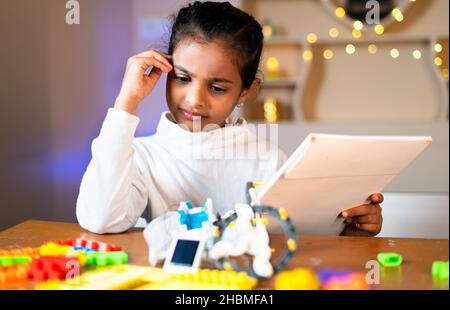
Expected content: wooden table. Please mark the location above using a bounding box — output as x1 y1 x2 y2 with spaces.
0 220 448 290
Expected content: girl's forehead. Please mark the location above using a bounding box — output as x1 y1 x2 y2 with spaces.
172 39 241 81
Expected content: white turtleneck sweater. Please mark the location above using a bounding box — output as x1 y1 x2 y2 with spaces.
76 108 286 234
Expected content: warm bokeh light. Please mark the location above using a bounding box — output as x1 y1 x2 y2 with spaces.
262 25 273 38
442 68 449 78
434 57 443 66
264 97 278 123
323 49 334 60
374 25 385 35
353 20 364 31
266 56 280 72
391 8 404 22
368 44 378 54
412 50 422 59
390 48 400 58
335 7 345 18
329 27 339 38
434 43 443 53
352 29 362 38
345 44 356 55
303 50 313 61
307 33 318 44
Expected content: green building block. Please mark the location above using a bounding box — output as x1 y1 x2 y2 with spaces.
85 251 128 267
0 256 31 267
432 261 449 279
377 253 403 267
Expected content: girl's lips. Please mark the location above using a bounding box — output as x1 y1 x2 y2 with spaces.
179 108 206 121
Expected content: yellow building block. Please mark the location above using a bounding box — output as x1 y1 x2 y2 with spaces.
36 265 258 290
275 268 320 290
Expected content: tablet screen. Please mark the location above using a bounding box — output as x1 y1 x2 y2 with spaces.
170 239 200 266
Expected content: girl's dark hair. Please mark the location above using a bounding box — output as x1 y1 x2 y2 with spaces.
168 1 263 89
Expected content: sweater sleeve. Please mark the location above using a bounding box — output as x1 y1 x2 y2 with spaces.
76 108 149 234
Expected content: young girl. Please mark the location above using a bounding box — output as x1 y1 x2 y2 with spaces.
76 1 383 236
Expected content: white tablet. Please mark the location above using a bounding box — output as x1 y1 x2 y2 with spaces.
163 234 206 273
256 133 432 236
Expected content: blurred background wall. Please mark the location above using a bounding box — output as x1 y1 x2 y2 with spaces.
0 0 448 238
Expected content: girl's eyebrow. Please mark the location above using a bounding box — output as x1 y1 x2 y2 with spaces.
174 65 234 84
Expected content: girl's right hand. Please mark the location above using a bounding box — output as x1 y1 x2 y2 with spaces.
114 50 173 114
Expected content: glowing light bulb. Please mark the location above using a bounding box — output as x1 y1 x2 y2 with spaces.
266 57 280 80
368 44 378 54
374 25 384 35
307 33 318 44
264 97 278 123
434 43 443 53
335 7 345 18
267 57 279 71
262 25 273 38
412 50 422 59
345 44 356 55
303 50 313 61
323 49 334 60
434 57 443 66
442 68 449 78
329 27 339 38
352 29 362 39
390 48 400 58
391 8 404 22
353 20 364 31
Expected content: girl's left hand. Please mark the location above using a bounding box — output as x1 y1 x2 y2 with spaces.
340 193 384 236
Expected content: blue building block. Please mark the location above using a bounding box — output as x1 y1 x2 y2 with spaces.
178 204 209 230
72 246 98 253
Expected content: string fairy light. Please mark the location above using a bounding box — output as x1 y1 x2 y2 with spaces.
368 44 378 54
303 49 313 61
323 49 334 60
345 44 356 55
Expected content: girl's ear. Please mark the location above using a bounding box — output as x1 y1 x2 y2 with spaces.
239 78 262 104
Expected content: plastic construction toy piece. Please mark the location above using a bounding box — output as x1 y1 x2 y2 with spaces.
36 265 257 290
177 199 212 230
40 242 87 266
144 198 217 267
210 203 297 279
139 269 258 290
28 256 81 282
74 238 122 251
275 268 320 290
0 256 31 267
0 264 30 287
318 269 368 290
40 242 73 256
72 246 98 253
0 247 40 257
432 261 449 279
322 273 368 290
143 211 182 267
317 268 353 283
36 265 161 290
377 252 403 267
54 240 76 246
85 251 128 267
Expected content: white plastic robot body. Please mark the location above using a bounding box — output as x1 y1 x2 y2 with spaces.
209 203 274 278
143 211 181 266
143 198 217 266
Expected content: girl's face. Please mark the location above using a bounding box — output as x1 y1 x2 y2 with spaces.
166 39 250 131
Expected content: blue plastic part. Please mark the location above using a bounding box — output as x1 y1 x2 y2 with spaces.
72 246 98 253
178 205 209 230
186 201 193 209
